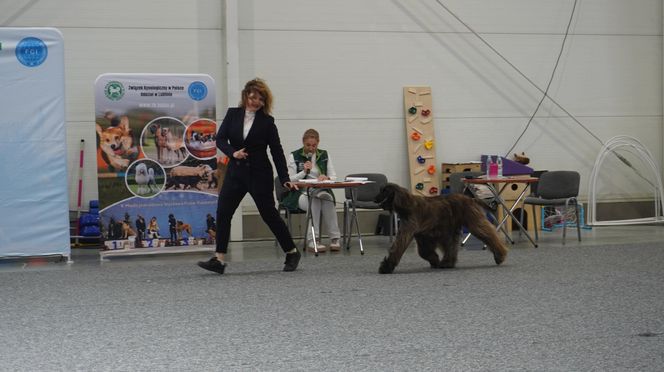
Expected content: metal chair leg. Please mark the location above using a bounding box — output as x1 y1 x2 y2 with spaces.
461 232 472 246
561 204 568 245
342 201 351 249
531 204 539 242
574 202 582 242
390 212 398 242
287 211 292 237
352 204 364 254
519 207 524 239
276 208 287 248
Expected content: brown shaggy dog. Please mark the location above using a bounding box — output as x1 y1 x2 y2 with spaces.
176 221 192 239
374 183 508 274
121 221 136 239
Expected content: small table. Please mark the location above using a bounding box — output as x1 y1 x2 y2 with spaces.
462 176 539 248
292 180 373 256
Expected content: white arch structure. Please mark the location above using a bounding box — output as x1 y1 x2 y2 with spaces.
588 135 664 226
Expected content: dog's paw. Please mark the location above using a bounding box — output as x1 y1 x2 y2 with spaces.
438 260 456 269
379 257 395 274
493 252 506 265
424 256 440 268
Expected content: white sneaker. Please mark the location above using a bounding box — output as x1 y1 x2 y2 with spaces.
307 241 326 253
329 239 341 251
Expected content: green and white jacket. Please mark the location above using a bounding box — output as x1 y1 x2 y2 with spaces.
282 147 337 210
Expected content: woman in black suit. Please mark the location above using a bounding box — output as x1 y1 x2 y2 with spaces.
198 78 301 274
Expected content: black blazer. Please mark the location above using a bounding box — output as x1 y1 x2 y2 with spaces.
216 107 290 187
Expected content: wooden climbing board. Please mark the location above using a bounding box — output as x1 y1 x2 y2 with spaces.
403 86 440 196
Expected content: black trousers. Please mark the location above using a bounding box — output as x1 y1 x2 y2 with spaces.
215 169 295 254
136 229 144 246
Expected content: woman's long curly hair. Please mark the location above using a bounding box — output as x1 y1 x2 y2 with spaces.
240 78 274 115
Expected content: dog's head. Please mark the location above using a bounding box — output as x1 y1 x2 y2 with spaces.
136 162 148 176
375 183 410 213
96 125 125 153
96 117 133 155
199 164 213 180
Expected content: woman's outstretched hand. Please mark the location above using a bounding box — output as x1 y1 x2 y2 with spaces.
285 181 299 191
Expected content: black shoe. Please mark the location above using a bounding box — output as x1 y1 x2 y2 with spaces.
197 257 226 274
283 250 301 272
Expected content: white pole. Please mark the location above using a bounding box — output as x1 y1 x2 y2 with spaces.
224 0 243 242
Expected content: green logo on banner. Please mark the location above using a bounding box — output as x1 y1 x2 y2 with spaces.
104 81 125 101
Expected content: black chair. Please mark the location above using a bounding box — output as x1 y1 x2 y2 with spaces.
342 173 396 249
522 170 581 245
448 171 484 195
274 177 305 243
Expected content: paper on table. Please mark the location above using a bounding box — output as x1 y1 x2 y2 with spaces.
300 179 335 183
345 177 368 182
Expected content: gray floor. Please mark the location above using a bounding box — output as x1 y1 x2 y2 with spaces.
2 225 664 371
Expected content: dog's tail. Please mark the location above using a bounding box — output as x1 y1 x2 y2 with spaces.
465 200 508 265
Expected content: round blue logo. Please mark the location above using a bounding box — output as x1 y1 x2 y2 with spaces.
16 37 48 67
188 81 208 101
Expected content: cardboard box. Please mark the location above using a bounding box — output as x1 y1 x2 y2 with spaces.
441 162 482 191
441 162 482 175
496 204 541 233
497 181 529 201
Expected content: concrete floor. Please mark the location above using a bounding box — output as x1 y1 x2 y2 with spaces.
1 225 663 371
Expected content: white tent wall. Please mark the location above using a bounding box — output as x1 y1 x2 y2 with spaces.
1 0 661 226
0 0 226 214
238 0 662 207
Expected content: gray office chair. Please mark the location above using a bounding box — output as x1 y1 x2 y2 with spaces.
342 173 396 248
523 170 581 245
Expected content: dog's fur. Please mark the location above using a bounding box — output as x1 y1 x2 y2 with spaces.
134 163 158 194
121 221 136 239
165 165 213 191
176 221 192 239
96 116 134 170
150 124 168 163
151 124 186 165
374 183 508 274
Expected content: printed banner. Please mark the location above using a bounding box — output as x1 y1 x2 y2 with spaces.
0 28 70 258
94 73 222 251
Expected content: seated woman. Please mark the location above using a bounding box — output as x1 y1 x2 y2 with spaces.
147 216 160 239
284 129 341 252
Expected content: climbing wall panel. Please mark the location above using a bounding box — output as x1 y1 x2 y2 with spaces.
403 86 440 196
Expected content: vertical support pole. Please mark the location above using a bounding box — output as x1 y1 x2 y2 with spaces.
74 139 85 247
224 0 243 241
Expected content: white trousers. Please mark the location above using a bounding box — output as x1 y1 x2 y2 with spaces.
298 190 341 242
